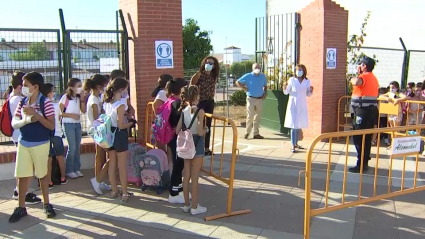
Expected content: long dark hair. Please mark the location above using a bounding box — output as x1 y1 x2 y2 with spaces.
179 85 200 112
199 56 220 80
165 78 187 97
151 74 173 97
65 78 82 100
104 78 129 103
83 74 109 92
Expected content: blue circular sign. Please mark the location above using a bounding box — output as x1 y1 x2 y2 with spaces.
327 50 336 61
157 43 172 58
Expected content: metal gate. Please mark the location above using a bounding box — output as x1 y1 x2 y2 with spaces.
59 9 129 83
255 13 299 90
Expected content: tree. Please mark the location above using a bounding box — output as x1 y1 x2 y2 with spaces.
229 61 255 79
9 42 50 61
183 19 213 69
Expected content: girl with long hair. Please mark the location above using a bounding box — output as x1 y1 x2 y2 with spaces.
103 78 136 202
176 85 208 215
59 78 86 179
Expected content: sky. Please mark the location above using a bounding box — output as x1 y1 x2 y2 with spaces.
0 0 424 54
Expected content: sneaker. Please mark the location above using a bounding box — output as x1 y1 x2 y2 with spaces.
244 134 249 139
190 204 208 215
253 134 264 139
181 204 191 213
12 189 18 200
60 178 68 185
43 203 56 218
66 172 78 179
179 191 192 200
349 165 369 173
100 182 112 191
168 194 185 204
75 171 84 177
48 182 54 190
8 207 27 223
90 177 103 195
25 193 42 205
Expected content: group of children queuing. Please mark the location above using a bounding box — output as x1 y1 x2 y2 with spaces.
351 80 425 147
6 69 209 223
5 69 137 223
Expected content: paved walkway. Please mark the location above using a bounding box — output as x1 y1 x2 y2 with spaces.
0 127 425 238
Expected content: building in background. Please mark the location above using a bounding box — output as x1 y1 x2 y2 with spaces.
213 46 253 65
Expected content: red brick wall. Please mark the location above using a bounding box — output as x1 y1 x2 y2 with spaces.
298 0 348 139
119 0 184 144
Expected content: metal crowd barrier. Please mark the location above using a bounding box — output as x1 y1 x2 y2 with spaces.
302 125 425 238
145 102 250 221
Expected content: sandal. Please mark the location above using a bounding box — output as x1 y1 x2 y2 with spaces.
121 192 134 202
110 190 121 198
295 145 304 150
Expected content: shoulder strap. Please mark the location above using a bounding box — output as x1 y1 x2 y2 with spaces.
188 108 201 129
40 95 47 118
181 110 187 131
20 97 27 109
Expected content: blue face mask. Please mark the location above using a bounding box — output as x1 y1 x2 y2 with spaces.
296 70 304 77
205 64 213 72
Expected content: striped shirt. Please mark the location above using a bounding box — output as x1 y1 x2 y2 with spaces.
15 94 54 119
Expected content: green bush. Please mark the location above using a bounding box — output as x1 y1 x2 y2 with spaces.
229 90 247 106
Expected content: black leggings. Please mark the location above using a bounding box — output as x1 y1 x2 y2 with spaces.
167 135 184 196
198 99 214 149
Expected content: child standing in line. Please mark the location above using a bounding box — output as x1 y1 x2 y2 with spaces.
83 74 112 195
9 72 56 223
176 85 208 215
103 78 136 202
372 87 390 146
59 78 86 179
379 81 407 128
41 83 68 186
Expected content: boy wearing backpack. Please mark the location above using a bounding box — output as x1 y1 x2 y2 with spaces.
2 71 43 205
9 72 56 223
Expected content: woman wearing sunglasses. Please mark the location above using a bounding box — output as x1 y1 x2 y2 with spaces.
190 56 220 156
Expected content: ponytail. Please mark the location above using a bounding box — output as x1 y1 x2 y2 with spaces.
151 86 161 98
83 78 94 92
103 87 114 103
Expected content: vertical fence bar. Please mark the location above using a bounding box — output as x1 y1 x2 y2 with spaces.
56 30 64 93
59 8 68 84
119 10 130 75
255 18 258 63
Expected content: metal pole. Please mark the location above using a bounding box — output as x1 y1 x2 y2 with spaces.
226 66 229 118
399 37 408 89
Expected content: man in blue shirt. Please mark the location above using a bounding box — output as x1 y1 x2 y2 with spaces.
236 63 267 139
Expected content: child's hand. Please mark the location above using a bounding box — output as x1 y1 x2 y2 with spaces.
70 114 80 120
23 106 37 116
393 99 400 105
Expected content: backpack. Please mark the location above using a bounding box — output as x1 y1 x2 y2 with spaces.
0 99 13 137
87 113 117 149
138 149 170 194
152 96 178 144
127 142 146 186
20 95 54 138
176 108 200 159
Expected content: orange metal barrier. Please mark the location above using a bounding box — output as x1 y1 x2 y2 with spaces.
302 125 425 239
145 102 249 221
337 95 353 134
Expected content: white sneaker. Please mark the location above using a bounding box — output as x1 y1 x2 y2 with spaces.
179 191 192 200
181 204 191 213
190 204 207 215
168 194 185 204
90 177 103 195
75 171 84 177
66 172 78 179
100 182 112 191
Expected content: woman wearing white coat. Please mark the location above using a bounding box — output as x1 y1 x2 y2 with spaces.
283 64 314 153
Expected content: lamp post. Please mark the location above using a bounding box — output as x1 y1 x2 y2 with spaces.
267 37 274 86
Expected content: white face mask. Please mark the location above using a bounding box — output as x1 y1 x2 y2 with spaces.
296 70 304 77
253 69 260 74
74 87 83 94
22 86 33 97
390 88 397 93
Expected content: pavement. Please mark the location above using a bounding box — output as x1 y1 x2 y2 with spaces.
0 127 425 239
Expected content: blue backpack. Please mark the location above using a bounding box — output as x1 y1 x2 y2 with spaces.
88 114 117 149
21 95 55 138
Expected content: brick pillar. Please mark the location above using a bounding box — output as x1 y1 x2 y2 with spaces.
298 0 348 139
119 0 184 144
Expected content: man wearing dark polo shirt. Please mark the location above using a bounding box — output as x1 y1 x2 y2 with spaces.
236 63 267 139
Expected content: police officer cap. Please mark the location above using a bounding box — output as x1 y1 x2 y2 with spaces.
358 57 376 68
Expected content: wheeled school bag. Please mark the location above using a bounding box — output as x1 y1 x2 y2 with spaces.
139 149 170 194
127 142 146 186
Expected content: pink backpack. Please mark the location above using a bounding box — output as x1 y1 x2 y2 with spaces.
152 96 178 144
177 108 200 159
139 149 170 194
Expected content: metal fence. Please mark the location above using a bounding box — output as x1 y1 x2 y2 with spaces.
407 50 425 84
255 13 299 90
0 9 128 144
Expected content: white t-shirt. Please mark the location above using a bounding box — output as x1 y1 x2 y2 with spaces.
52 103 63 137
86 94 102 127
155 90 167 102
9 95 24 143
182 106 200 135
59 95 81 123
103 101 128 127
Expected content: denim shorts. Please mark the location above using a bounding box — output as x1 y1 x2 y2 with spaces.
193 134 205 157
108 127 128 153
49 136 65 157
